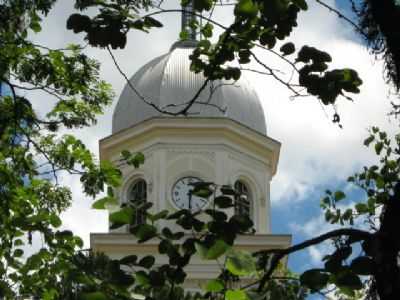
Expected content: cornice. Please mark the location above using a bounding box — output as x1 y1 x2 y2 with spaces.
100 117 281 175
91 233 292 249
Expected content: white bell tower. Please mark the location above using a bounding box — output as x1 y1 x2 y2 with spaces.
91 2 291 289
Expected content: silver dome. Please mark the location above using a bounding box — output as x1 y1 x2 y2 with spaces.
112 43 267 135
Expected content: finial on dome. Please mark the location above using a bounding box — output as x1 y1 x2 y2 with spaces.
181 0 197 41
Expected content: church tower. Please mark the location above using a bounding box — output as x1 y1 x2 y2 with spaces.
91 4 291 289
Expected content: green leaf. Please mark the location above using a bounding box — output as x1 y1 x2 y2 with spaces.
335 270 363 290
226 289 248 300
109 207 133 228
162 227 184 240
75 236 84 248
29 13 43 33
135 271 150 286
334 191 346 202
92 196 117 209
355 203 368 214
14 249 24 258
229 214 253 232
193 0 213 11
66 14 91 33
280 42 295 56
119 255 138 265
214 196 234 208
43 289 57 300
300 269 329 290
293 0 308 10
220 185 237 196
121 150 131 159
127 152 145 168
235 0 258 17
201 23 213 38
324 246 352 272
375 142 384 155
133 224 157 243
147 210 169 222
144 17 163 28
138 255 155 269
225 249 256 276
134 152 145 164
347 176 355 182
350 256 374 275
205 279 224 292
14 239 24 246
80 292 107 300
364 135 374 146
206 240 230 259
198 39 211 50
379 131 387 140
130 20 144 31
180 29 189 40
192 187 213 198
195 242 208 259
30 21 42 33
260 31 276 49
50 214 62 227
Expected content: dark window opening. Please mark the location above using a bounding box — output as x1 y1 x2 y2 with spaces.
129 179 147 226
234 180 251 219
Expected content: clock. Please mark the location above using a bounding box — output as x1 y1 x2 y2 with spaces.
171 177 209 212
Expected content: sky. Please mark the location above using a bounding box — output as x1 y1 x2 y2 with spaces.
24 0 400 298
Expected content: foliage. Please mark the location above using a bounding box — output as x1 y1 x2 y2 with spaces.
1 1 400 300
65 0 365 123
298 128 400 299
93 175 308 300
0 1 117 298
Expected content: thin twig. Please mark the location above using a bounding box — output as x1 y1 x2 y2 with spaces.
141 9 229 31
314 0 368 39
249 51 305 96
107 46 210 115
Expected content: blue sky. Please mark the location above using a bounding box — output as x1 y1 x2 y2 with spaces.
21 0 399 298
0 82 12 97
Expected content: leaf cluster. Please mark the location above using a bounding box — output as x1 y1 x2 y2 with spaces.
99 181 305 300
297 128 400 298
67 1 162 49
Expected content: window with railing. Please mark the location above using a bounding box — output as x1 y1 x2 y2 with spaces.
234 180 252 219
129 179 147 226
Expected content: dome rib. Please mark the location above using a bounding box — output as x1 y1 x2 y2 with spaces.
112 45 267 135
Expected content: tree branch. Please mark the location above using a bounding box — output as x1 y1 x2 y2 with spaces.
257 228 372 291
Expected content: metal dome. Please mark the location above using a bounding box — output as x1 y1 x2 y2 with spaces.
112 42 267 135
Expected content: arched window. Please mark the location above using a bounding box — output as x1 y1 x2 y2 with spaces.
129 179 147 225
234 180 252 219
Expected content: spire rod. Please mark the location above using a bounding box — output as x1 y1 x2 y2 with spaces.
181 0 197 40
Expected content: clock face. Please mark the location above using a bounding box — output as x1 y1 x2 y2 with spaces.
171 177 209 212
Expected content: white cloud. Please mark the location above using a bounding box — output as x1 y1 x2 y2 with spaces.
308 245 326 265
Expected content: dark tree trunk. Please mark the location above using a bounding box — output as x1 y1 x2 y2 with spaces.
369 0 400 89
373 183 400 300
